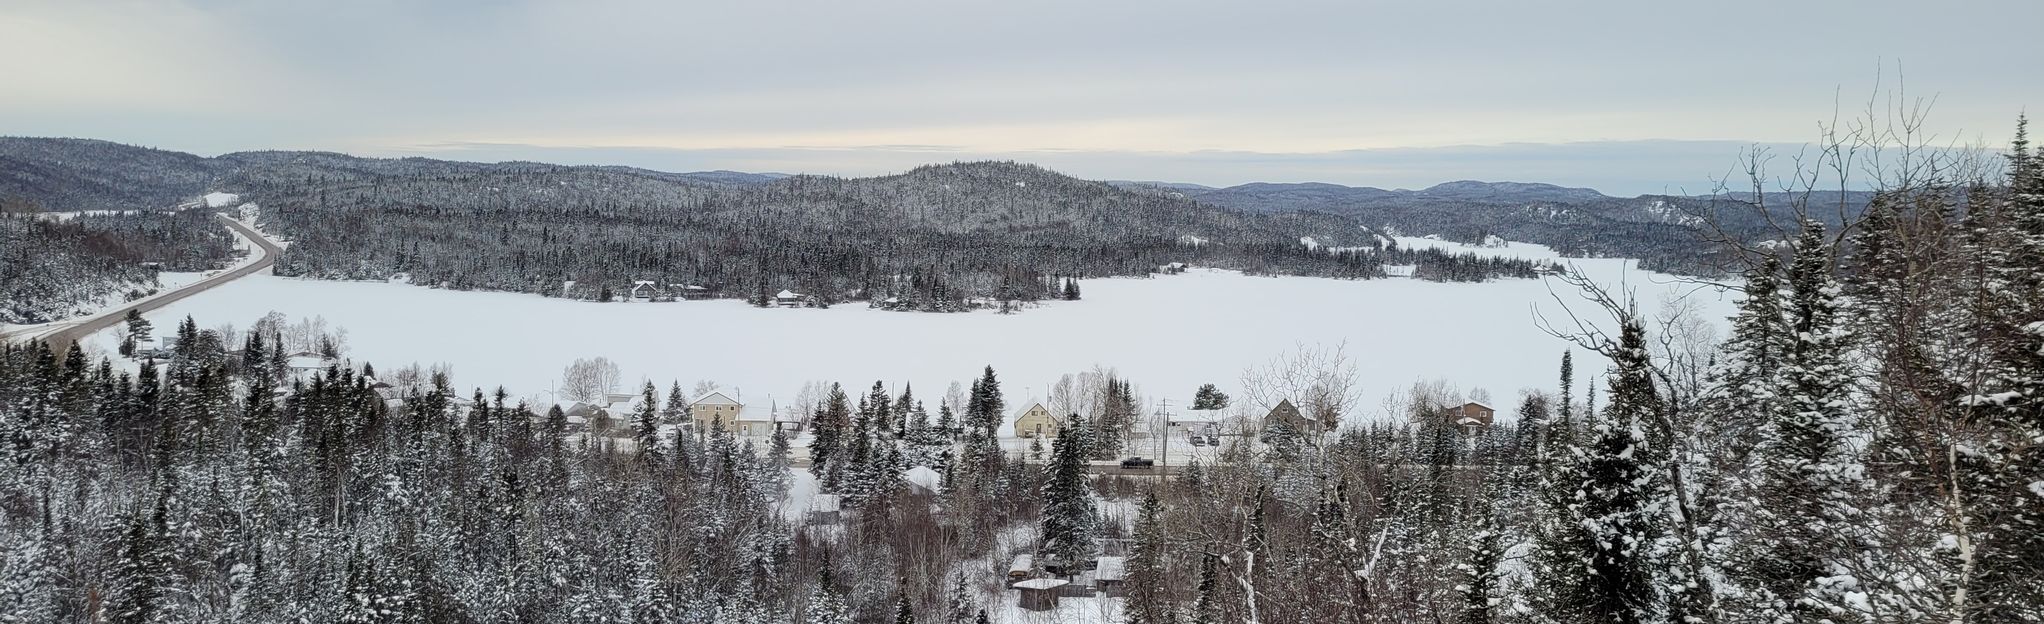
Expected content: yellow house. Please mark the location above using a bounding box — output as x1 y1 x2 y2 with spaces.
1013 403 1060 438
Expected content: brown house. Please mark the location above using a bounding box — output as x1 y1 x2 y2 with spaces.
1264 399 1314 433
1444 402 1496 430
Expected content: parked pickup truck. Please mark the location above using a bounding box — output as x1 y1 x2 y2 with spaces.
1119 457 1156 469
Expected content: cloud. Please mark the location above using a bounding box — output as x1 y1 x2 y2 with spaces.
1 0 2036 190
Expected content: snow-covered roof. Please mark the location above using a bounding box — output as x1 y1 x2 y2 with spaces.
1462 401 1495 411
775 289 803 299
1093 556 1126 581
692 391 740 406
286 355 328 370
904 466 942 493
1012 402 1049 420
1013 579 1068 590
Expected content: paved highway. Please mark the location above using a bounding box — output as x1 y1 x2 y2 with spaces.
3 214 280 354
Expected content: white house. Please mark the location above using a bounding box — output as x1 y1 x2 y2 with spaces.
1168 408 1233 435
629 280 659 301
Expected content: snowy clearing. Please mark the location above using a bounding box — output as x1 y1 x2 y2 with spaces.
82 238 1733 426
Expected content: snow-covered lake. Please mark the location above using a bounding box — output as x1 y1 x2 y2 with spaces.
84 237 1736 424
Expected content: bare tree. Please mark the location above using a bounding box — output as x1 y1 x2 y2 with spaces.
560 357 622 403
1239 342 1361 434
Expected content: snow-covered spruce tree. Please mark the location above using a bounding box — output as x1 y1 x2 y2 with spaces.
633 381 664 465
1527 351 1593 622
810 383 851 488
1125 491 1172 624
942 573 978 624
1723 220 1872 622
1957 115 2044 620
1567 319 1667 623
1455 501 1507 624
1040 411 1099 570
661 380 689 424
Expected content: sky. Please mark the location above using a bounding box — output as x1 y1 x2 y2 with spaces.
3 0 2037 195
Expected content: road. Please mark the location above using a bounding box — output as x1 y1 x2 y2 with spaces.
4 214 280 354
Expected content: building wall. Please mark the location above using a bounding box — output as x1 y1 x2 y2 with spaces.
692 403 743 432
1014 407 1060 437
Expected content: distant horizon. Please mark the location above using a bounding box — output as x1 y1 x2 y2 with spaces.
13 133 1936 198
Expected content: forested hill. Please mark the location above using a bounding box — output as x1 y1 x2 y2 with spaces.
1 138 1555 310
1167 180 1876 275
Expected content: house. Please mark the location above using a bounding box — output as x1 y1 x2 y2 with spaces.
1169 408 1230 436
688 391 781 435
671 283 713 300
370 381 404 410
1444 401 1496 430
628 280 659 301
1264 398 1314 433
1013 403 1059 438
774 289 812 308
1015 579 1069 611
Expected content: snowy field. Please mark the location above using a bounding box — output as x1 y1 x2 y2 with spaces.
81 237 1735 426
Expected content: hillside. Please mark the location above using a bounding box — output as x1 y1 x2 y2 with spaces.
1183 180 1876 274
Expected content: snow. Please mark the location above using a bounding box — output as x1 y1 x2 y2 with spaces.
203 192 241 208
78 238 1732 427
1299 236 1321 249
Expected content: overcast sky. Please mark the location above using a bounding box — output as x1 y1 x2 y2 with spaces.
3 0 2037 195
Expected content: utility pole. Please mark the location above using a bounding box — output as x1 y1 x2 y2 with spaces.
1156 398 1172 472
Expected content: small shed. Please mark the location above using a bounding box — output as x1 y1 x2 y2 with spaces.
1014 578 1069 611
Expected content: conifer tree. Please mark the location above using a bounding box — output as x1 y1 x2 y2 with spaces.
1040 412 1099 569
633 381 664 465
1125 491 1171 624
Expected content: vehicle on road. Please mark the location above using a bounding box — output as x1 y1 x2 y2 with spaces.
1120 457 1155 469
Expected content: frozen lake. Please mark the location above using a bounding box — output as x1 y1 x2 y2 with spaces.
84 237 1736 424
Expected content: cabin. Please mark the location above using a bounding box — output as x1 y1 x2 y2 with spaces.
1093 556 1127 597
1444 401 1496 430
628 280 659 301
774 289 812 308
1012 403 1059 438
671 283 713 300
1264 398 1314 433
1015 579 1069 611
